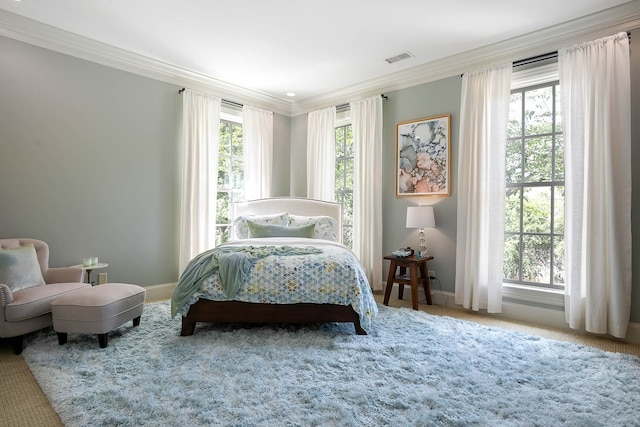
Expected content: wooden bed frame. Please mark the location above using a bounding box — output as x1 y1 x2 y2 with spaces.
179 197 367 336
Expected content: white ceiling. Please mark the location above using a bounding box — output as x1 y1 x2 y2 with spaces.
0 0 638 113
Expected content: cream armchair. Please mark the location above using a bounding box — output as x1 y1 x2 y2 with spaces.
0 238 90 355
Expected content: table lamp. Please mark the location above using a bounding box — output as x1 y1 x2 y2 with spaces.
406 205 436 258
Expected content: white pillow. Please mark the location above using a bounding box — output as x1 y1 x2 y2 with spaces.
233 212 290 239
288 214 338 241
0 244 46 292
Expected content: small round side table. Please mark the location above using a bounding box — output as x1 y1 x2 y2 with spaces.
70 263 109 285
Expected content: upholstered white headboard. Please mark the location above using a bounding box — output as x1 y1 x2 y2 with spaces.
233 197 343 243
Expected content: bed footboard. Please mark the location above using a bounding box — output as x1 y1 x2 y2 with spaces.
180 299 367 336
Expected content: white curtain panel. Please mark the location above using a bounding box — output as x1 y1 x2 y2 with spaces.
559 33 632 338
178 89 222 273
306 106 336 201
350 95 383 291
455 63 512 313
242 105 274 201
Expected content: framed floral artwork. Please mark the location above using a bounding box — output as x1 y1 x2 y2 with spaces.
396 114 451 196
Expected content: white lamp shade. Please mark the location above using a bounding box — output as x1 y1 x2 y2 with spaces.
406 206 436 228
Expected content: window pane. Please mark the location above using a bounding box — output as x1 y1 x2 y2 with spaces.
231 125 243 156
219 125 231 157
555 135 564 181
345 158 354 189
504 188 521 233
335 160 345 191
522 234 551 283
553 236 564 285
231 159 243 190
343 225 353 248
216 192 230 223
523 187 551 233
524 87 553 136
335 127 345 157
234 190 245 204
216 226 230 247
503 234 520 281
524 136 552 182
343 192 353 225
345 126 354 157
554 185 564 234
506 138 522 183
508 92 523 138
218 157 230 187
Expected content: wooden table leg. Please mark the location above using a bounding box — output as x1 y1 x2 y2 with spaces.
409 263 420 310
420 263 432 305
383 260 396 306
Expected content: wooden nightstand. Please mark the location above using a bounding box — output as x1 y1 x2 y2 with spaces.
383 254 433 310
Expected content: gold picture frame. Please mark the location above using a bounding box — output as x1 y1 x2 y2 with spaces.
396 114 451 196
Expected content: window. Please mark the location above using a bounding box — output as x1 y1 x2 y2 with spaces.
503 81 564 290
335 123 353 248
216 118 244 245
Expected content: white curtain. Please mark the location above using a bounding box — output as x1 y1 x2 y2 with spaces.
242 105 273 201
455 63 512 313
350 95 383 291
306 106 336 201
178 89 221 273
559 33 632 338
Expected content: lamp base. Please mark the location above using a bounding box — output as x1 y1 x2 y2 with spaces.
417 228 427 258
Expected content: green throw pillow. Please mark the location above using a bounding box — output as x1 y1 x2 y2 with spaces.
247 221 315 238
0 244 46 292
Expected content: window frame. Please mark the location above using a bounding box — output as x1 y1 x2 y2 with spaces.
502 61 566 307
215 110 243 245
335 109 353 248
504 80 564 291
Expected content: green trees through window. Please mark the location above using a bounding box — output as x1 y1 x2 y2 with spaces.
504 82 565 289
216 119 244 245
335 124 354 248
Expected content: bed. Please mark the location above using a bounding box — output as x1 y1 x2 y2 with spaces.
172 197 378 336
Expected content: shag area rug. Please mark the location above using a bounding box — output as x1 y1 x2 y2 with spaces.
23 302 640 426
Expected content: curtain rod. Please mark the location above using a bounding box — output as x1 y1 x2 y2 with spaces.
513 30 631 68
462 32 631 77
178 88 244 109
513 52 557 68
179 88 388 110
336 94 388 111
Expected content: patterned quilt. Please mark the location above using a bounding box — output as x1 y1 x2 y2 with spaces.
173 237 378 332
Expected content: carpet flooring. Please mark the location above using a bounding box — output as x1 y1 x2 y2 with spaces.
16 300 640 426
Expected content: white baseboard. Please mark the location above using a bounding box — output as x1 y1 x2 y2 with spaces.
625 322 640 344
431 290 640 345
144 282 177 302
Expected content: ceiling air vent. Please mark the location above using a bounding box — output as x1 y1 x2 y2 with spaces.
385 51 413 64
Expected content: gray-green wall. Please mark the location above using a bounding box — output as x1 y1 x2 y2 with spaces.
380 77 461 298
0 35 291 286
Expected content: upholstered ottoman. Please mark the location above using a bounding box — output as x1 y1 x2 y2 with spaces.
51 283 146 348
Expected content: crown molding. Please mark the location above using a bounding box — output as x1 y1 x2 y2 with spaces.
0 9 293 116
289 1 640 116
2 3 638 118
